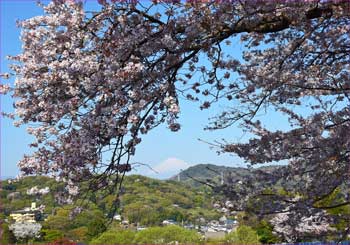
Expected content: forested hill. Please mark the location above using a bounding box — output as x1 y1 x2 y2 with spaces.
1 174 221 226
170 164 282 187
0 164 283 231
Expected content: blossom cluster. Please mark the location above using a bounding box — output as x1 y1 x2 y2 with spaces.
1 1 349 239
271 208 334 242
26 186 50 195
9 222 42 241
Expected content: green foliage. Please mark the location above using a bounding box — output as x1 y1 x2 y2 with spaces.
236 212 259 228
118 175 220 226
225 225 261 244
0 174 218 243
255 220 280 244
43 207 107 241
0 223 16 244
314 187 350 240
0 176 63 216
133 225 202 244
69 226 89 243
44 208 72 231
86 215 107 239
236 212 280 244
90 230 135 244
41 229 64 242
205 238 226 244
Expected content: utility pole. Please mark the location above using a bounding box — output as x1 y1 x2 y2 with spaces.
221 171 224 185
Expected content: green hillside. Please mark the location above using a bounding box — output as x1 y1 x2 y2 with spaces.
1 174 221 223
120 175 221 225
1 164 348 244
0 174 222 243
0 163 282 226
1 175 65 217
170 163 281 187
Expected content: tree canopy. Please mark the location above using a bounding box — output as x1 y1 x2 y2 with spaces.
1 0 349 241
225 225 261 245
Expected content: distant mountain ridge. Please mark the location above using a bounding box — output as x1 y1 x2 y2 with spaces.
170 163 282 187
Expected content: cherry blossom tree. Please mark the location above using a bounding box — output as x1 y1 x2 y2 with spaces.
270 204 334 242
1 0 349 239
9 222 42 242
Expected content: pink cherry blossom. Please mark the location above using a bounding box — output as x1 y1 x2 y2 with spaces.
2 1 349 239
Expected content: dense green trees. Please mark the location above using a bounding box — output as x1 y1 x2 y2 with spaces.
119 175 220 226
133 225 202 244
1 175 220 244
0 176 63 216
42 207 107 242
255 220 281 244
90 230 135 244
86 215 107 239
0 223 16 244
44 208 72 232
225 225 261 245
41 229 64 243
90 225 202 244
3 175 349 244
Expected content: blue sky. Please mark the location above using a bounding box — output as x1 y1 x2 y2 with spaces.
0 1 290 179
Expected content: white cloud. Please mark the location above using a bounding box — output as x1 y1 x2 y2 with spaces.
149 157 191 179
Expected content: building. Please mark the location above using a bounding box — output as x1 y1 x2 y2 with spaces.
9 202 42 223
10 211 37 223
